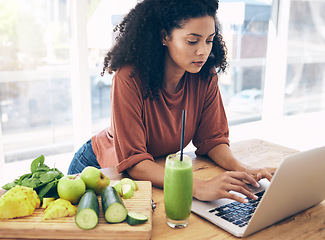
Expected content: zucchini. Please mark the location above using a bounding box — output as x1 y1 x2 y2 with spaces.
101 186 127 223
75 189 99 230
126 212 148 226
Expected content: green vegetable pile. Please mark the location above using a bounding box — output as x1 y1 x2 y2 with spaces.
2 155 64 201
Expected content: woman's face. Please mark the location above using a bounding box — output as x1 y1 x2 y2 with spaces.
163 15 215 74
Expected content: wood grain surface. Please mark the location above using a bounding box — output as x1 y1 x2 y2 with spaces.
0 181 152 240
150 139 325 240
1 139 325 240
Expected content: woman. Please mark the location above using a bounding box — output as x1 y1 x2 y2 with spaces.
68 0 275 203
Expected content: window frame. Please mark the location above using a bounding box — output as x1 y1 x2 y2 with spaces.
1 0 324 170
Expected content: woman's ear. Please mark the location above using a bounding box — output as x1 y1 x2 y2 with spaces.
160 29 168 46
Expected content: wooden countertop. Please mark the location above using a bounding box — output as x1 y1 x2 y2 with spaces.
1 139 324 239
102 139 325 239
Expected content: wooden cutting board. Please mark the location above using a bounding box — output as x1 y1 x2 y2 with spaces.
0 181 152 240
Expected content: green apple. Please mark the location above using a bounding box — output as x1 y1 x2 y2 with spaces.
121 184 134 199
80 166 110 195
120 178 138 191
57 175 86 204
112 181 123 196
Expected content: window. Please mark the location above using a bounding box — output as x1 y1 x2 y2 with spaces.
219 1 271 124
0 0 324 169
283 1 325 115
0 0 73 162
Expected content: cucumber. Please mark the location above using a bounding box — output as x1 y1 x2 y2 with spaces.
101 186 127 223
126 212 148 226
75 189 99 230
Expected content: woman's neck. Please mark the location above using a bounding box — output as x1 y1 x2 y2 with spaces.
163 54 186 94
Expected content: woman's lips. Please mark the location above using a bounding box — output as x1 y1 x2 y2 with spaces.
193 61 205 67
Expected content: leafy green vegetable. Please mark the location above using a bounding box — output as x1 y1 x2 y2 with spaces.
21 177 40 188
37 181 56 198
1 182 16 190
31 155 45 173
40 171 60 183
1 155 64 201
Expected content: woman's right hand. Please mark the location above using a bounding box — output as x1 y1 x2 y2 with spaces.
193 171 260 203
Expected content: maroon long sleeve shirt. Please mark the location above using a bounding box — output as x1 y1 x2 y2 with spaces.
92 65 229 173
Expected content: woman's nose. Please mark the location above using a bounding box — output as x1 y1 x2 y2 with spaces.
196 43 211 56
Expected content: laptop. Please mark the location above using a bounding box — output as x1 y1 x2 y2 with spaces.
191 146 325 237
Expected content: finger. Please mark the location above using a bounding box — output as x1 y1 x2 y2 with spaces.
229 178 252 192
232 172 260 188
262 171 273 181
227 192 248 203
257 169 274 182
230 185 258 201
224 171 256 189
266 167 277 175
246 173 260 182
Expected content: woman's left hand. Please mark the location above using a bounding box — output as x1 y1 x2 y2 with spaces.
243 166 276 182
207 144 276 183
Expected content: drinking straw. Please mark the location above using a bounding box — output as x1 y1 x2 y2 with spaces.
180 110 186 161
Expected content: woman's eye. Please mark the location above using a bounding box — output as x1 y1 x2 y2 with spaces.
187 40 198 45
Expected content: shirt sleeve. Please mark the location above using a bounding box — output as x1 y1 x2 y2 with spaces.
111 67 155 173
192 74 230 156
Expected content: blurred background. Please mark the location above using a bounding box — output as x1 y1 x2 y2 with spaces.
0 0 324 184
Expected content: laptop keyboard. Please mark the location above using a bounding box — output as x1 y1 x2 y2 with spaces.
208 191 265 228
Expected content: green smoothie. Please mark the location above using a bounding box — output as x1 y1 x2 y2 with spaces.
164 154 193 223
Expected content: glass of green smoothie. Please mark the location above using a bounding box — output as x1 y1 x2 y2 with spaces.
164 153 193 228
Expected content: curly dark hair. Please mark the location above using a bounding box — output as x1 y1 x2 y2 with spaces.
102 0 228 99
